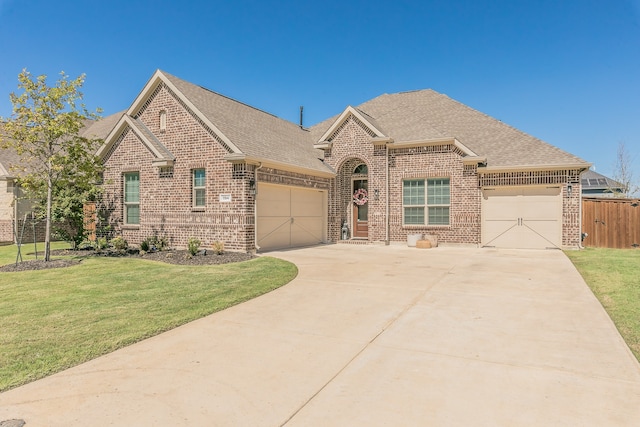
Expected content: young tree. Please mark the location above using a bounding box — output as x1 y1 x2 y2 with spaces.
612 142 639 198
0 69 102 261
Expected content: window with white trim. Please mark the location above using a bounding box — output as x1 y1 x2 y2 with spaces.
193 169 206 208
403 178 450 225
124 172 140 225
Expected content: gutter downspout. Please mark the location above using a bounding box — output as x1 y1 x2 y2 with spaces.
253 163 263 253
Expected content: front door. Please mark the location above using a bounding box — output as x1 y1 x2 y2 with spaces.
352 179 368 238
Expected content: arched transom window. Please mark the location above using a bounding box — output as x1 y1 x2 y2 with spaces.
353 164 368 175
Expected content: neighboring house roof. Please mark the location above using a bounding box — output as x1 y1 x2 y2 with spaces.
0 125 26 179
311 89 589 170
82 111 125 141
0 145 22 179
1 114 115 180
581 169 625 195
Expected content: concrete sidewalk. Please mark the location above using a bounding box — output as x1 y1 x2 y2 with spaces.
1 245 640 426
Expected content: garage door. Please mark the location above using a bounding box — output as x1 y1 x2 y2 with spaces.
482 186 562 249
256 183 326 251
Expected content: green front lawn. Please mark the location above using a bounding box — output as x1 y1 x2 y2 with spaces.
565 248 640 361
0 245 297 392
0 241 71 266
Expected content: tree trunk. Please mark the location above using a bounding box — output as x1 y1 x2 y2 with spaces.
45 174 52 262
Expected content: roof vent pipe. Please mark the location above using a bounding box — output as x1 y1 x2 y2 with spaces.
299 106 304 128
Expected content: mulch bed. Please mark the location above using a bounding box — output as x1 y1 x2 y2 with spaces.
0 248 256 272
0 258 82 273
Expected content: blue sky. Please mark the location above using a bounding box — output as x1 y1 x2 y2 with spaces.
1 0 639 178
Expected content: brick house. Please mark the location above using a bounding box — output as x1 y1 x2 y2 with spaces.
91 70 590 252
0 145 47 243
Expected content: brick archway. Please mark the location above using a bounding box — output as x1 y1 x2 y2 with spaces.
334 158 369 240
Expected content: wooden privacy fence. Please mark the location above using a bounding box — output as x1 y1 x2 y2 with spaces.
582 197 640 249
83 202 97 242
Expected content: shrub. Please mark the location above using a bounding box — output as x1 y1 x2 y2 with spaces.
96 237 108 250
111 236 128 251
212 240 225 255
140 235 168 252
187 237 201 256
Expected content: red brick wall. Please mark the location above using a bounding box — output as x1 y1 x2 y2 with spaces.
563 170 583 248
322 115 481 245
0 220 12 242
0 217 46 244
100 83 332 252
101 84 255 252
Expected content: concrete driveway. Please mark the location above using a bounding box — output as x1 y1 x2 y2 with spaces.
1 244 640 426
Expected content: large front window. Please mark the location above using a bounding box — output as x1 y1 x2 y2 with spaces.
193 169 206 208
124 172 140 225
403 178 450 225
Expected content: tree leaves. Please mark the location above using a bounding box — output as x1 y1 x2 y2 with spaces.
0 69 103 259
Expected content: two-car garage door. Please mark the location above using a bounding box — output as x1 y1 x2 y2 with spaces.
256 183 327 251
482 186 562 249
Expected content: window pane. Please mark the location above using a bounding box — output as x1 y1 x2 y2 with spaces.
193 169 206 187
427 178 450 205
124 173 139 203
354 164 368 174
428 206 449 225
357 203 368 221
195 189 206 207
403 179 425 205
126 205 140 224
404 207 425 225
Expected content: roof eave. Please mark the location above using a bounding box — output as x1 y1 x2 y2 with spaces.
386 137 479 157
317 106 386 144
96 115 175 164
479 163 592 173
224 153 335 178
126 70 242 154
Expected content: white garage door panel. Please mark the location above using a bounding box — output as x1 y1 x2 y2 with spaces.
257 183 325 251
257 186 290 217
482 186 562 249
291 218 324 246
291 188 324 216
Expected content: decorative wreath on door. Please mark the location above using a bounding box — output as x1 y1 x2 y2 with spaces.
353 188 368 205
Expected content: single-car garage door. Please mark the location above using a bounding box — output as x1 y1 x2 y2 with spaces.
256 183 327 251
482 186 562 249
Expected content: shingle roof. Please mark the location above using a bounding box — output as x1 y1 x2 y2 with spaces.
161 72 330 174
0 124 28 178
82 111 125 141
311 89 588 169
129 118 175 161
2 113 122 177
581 169 624 191
0 145 23 178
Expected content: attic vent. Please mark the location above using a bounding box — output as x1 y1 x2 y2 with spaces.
159 110 167 133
